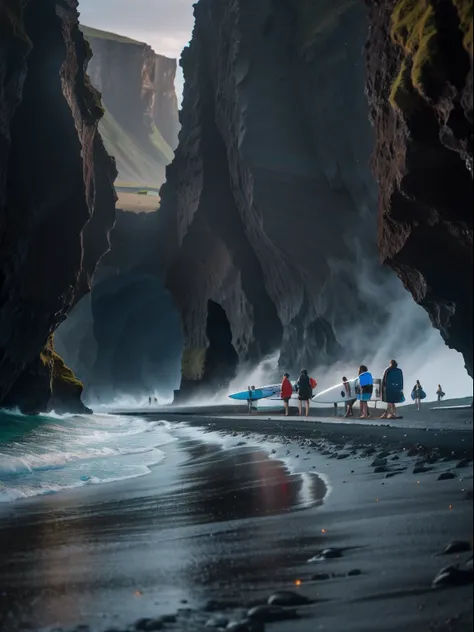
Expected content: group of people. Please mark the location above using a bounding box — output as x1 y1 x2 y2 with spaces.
281 370 317 417
278 362 446 420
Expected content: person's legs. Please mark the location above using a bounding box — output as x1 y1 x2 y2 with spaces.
305 400 310 417
298 399 302 416
283 399 289 416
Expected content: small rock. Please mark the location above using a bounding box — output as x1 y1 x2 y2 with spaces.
432 565 474 588
267 591 312 607
437 472 457 481
248 604 298 623
385 472 400 479
456 459 471 469
413 466 433 474
347 569 362 576
226 620 264 632
390 455 400 461
377 451 391 460
371 458 387 468
374 466 388 474
206 615 230 628
440 541 472 555
144 620 163 631
308 547 344 561
204 599 241 612
311 572 332 581
337 453 350 460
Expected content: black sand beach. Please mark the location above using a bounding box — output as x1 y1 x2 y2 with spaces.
0 405 472 632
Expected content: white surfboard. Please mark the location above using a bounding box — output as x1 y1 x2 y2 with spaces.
313 376 382 404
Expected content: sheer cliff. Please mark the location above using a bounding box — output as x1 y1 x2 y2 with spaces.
0 0 117 414
159 0 389 396
366 0 473 376
81 25 179 187
159 0 473 397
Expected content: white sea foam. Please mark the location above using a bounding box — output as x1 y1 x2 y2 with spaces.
0 412 175 503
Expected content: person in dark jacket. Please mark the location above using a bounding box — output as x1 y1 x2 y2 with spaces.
280 373 293 416
296 369 314 417
380 359 404 419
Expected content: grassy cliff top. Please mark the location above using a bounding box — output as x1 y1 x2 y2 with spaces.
80 25 145 46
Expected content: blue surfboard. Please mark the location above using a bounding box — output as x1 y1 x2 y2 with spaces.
229 385 280 402
411 389 427 401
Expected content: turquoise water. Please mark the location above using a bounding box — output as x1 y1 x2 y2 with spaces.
0 410 175 502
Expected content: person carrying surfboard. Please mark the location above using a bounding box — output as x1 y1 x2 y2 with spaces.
436 384 445 402
342 377 356 417
280 373 294 416
411 380 426 410
357 365 373 419
296 369 316 417
380 360 404 419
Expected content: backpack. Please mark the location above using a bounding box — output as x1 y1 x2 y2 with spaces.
310 377 317 389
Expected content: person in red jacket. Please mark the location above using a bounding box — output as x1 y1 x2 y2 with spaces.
280 373 294 416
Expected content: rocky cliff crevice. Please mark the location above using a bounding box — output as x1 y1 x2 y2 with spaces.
159 0 399 397
55 209 183 403
365 0 473 376
0 0 117 414
81 26 179 186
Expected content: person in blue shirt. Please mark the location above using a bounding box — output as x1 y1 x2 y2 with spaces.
357 365 373 419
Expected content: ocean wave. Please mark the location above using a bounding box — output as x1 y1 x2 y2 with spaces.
0 412 174 503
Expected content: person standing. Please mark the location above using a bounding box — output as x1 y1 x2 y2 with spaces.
296 369 314 417
412 380 425 410
381 360 404 419
436 384 445 402
280 373 293 416
342 376 356 418
247 385 256 414
357 365 373 419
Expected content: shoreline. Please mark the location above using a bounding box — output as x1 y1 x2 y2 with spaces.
0 411 472 632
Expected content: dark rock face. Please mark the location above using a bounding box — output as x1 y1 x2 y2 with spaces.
365 0 473 376
82 26 179 185
0 0 117 414
159 0 402 396
55 211 183 403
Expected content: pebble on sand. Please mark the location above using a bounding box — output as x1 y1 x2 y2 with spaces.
267 591 312 607
437 472 457 481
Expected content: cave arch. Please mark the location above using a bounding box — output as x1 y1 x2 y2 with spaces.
203 300 239 390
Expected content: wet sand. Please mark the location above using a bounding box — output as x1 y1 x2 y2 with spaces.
0 408 472 632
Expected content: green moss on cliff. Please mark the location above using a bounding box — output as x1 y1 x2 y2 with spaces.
391 0 437 99
182 348 207 381
453 0 473 55
390 0 473 108
40 338 83 390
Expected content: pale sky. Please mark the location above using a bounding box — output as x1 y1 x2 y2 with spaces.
78 0 196 102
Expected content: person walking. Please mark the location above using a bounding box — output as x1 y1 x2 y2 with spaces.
342 376 356 418
436 384 445 402
280 373 294 416
357 365 373 419
412 380 425 410
380 360 404 419
296 369 315 417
